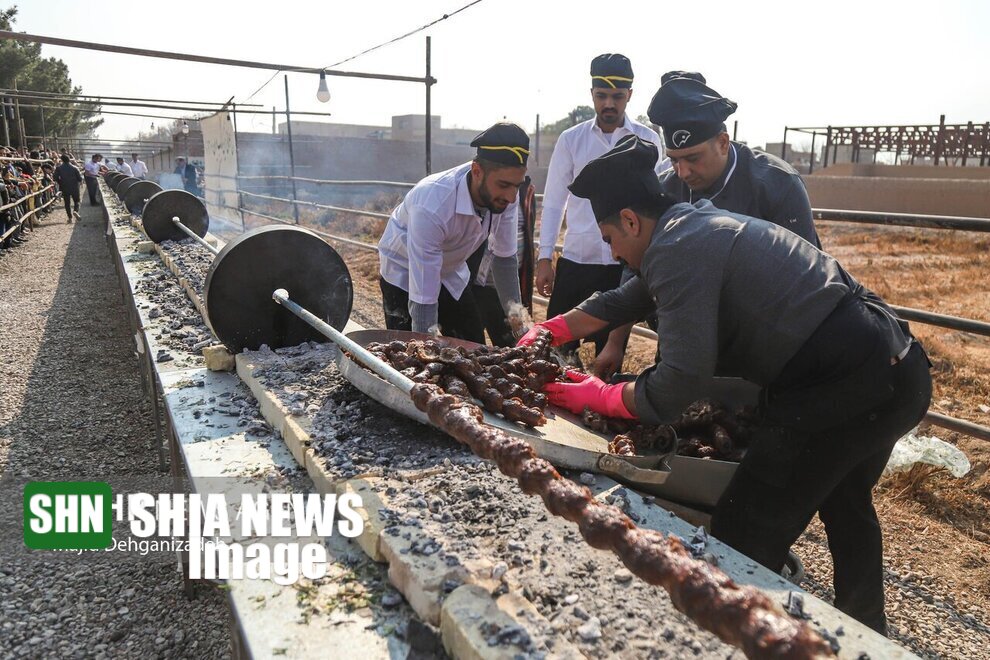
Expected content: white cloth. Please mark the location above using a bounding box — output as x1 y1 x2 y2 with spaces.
83 161 101 177
129 159 148 179
379 161 519 305
115 162 133 176
539 115 665 264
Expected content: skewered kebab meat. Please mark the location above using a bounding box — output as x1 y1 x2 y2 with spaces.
357 333 832 655
408 382 834 659
584 399 758 461
362 330 560 428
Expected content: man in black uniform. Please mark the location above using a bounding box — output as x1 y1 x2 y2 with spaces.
594 73 822 377
649 73 820 247
519 136 931 635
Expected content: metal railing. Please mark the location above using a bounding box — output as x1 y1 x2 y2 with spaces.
235 189 391 219
0 182 59 241
0 156 56 164
208 173 416 189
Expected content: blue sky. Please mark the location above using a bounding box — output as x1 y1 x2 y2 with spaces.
11 0 990 149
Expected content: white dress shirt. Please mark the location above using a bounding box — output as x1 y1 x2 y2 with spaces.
129 159 148 178
379 162 519 305
116 162 133 176
539 115 665 264
83 161 102 177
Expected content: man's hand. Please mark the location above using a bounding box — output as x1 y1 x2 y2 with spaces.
535 259 555 297
515 314 574 347
543 371 635 419
592 341 625 381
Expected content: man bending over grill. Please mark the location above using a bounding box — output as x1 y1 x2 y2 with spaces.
378 122 527 344
518 135 932 635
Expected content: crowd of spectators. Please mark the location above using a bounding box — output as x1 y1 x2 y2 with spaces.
0 143 180 257
0 144 72 256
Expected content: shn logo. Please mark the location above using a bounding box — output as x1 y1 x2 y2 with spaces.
23 482 112 550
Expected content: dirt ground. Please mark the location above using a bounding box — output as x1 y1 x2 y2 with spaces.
251 205 990 655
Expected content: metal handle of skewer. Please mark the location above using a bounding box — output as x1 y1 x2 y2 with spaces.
272 288 415 394
171 216 220 256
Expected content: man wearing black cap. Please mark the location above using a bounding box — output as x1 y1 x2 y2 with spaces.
538 54 664 364
518 135 931 635
648 74 820 247
378 122 528 343
594 73 824 376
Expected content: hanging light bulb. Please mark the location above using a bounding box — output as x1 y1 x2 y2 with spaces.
181 121 190 135
316 70 331 103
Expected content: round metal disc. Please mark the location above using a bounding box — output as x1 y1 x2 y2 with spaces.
122 180 163 214
108 173 131 192
114 176 140 198
205 225 353 353
141 189 209 243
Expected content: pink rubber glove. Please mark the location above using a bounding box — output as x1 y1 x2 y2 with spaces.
515 314 574 347
544 370 636 419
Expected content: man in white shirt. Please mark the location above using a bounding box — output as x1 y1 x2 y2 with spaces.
130 153 149 179
378 123 528 344
82 154 105 205
537 53 664 364
115 157 133 177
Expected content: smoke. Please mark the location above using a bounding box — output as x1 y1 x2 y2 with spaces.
428 323 443 338
506 301 532 337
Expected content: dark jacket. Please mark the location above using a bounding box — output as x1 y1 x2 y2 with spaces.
577 200 907 425
54 162 83 194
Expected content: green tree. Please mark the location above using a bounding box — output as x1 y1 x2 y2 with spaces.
541 105 595 134
0 6 102 148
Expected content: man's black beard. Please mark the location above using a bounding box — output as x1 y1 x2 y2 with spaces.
598 110 620 125
477 172 507 213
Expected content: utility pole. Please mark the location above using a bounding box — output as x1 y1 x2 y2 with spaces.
424 36 432 175
13 77 23 148
284 75 299 224
535 114 540 166
1 97 10 146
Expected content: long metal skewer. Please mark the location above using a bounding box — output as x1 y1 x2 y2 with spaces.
171 216 220 256
272 288 414 394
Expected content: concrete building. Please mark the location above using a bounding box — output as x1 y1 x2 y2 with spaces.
279 115 480 147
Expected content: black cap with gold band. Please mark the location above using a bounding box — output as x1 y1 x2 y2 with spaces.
470 122 530 167
591 53 634 89
569 135 673 223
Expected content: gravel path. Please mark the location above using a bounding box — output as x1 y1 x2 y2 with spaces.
0 203 230 659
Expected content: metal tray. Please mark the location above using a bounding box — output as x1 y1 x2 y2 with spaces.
335 330 673 487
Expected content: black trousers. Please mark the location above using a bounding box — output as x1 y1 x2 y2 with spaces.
545 257 623 355
84 176 99 204
379 277 486 345
62 189 80 218
711 300 932 635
